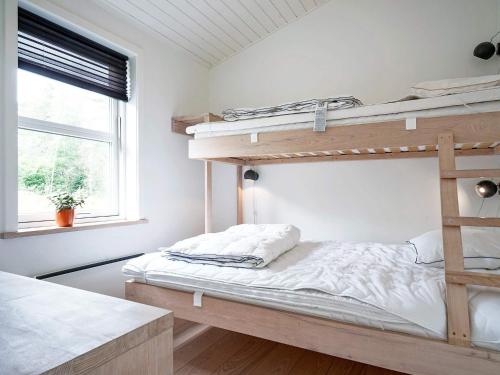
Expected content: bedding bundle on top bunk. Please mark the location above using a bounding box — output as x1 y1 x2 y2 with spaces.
407 74 500 99
161 224 300 268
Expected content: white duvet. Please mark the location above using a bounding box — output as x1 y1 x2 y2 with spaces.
124 240 500 349
161 224 300 268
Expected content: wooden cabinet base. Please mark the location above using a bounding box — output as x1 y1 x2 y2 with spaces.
88 330 172 375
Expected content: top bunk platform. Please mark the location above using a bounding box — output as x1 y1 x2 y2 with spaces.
188 88 500 165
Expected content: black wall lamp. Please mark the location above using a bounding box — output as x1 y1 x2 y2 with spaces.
474 31 500 60
475 180 498 198
244 169 259 181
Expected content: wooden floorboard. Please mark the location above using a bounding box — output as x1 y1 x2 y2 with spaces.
176 329 255 374
174 327 229 372
289 350 334 375
242 342 304 374
174 327 408 375
174 318 197 336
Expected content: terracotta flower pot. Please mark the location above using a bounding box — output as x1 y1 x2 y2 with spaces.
55 208 75 227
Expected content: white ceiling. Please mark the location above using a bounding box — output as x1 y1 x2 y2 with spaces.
98 0 330 67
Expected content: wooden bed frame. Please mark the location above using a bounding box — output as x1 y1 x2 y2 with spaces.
127 112 500 375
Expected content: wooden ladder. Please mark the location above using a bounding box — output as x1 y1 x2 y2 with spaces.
438 133 500 347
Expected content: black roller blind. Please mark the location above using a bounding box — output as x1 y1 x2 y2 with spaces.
18 7 129 101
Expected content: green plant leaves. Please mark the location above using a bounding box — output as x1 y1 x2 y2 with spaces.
49 192 85 211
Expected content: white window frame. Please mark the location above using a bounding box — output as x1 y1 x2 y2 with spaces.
17 94 126 228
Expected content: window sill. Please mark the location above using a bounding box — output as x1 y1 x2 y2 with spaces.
0 219 148 239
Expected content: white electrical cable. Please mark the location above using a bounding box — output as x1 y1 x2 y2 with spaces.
477 198 486 217
252 180 256 224
222 96 363 121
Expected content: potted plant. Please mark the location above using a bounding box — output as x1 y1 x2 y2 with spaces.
49 193 85 227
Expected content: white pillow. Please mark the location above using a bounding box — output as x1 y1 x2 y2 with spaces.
410 75 500 98
408 228 500 270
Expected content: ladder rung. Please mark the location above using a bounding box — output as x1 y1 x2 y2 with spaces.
443 216 500 227
441 169 500 179
446 271 500 288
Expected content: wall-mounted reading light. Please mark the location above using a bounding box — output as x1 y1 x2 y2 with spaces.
244 169 259 181
475 180 498 198
473 31 500 60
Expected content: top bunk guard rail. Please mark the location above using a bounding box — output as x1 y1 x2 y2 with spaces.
188 112 500 164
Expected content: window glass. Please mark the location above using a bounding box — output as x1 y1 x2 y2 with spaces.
18 129 116 220
18 70 111 132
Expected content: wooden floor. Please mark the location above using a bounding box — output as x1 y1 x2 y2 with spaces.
173 320 406 375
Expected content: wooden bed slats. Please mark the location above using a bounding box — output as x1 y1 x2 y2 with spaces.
443 216 500 227
210 157 247 165
193 145 497 166
239 147 495 166
446 271 500 288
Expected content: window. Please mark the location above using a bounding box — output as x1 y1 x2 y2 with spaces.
16 8 131 228
17 70 123 225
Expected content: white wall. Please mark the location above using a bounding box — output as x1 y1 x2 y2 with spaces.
0 0 209 297
209 0 500 242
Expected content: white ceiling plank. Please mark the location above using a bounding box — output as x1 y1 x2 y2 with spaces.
239 0 278 34
96 0 330 67
187 0 251 47
299 0 317 11
174 0 242 53
255 0 287 28
221 0 269 38
102 0 215 65
161 0 236 56
133 0 225 62
271 0 298 22
286 0 307 17
148 0 232 58
204 0 260 43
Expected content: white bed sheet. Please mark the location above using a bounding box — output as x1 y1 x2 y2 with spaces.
123 240 500 350
187 88 500 138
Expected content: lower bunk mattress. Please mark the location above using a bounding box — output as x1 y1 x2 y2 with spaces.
123 240 500 351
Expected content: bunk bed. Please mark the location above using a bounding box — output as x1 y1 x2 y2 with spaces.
125 90 500 375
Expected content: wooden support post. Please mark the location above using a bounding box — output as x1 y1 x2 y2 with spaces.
204 161 212 233
237 166 243 225
438 133 471 347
